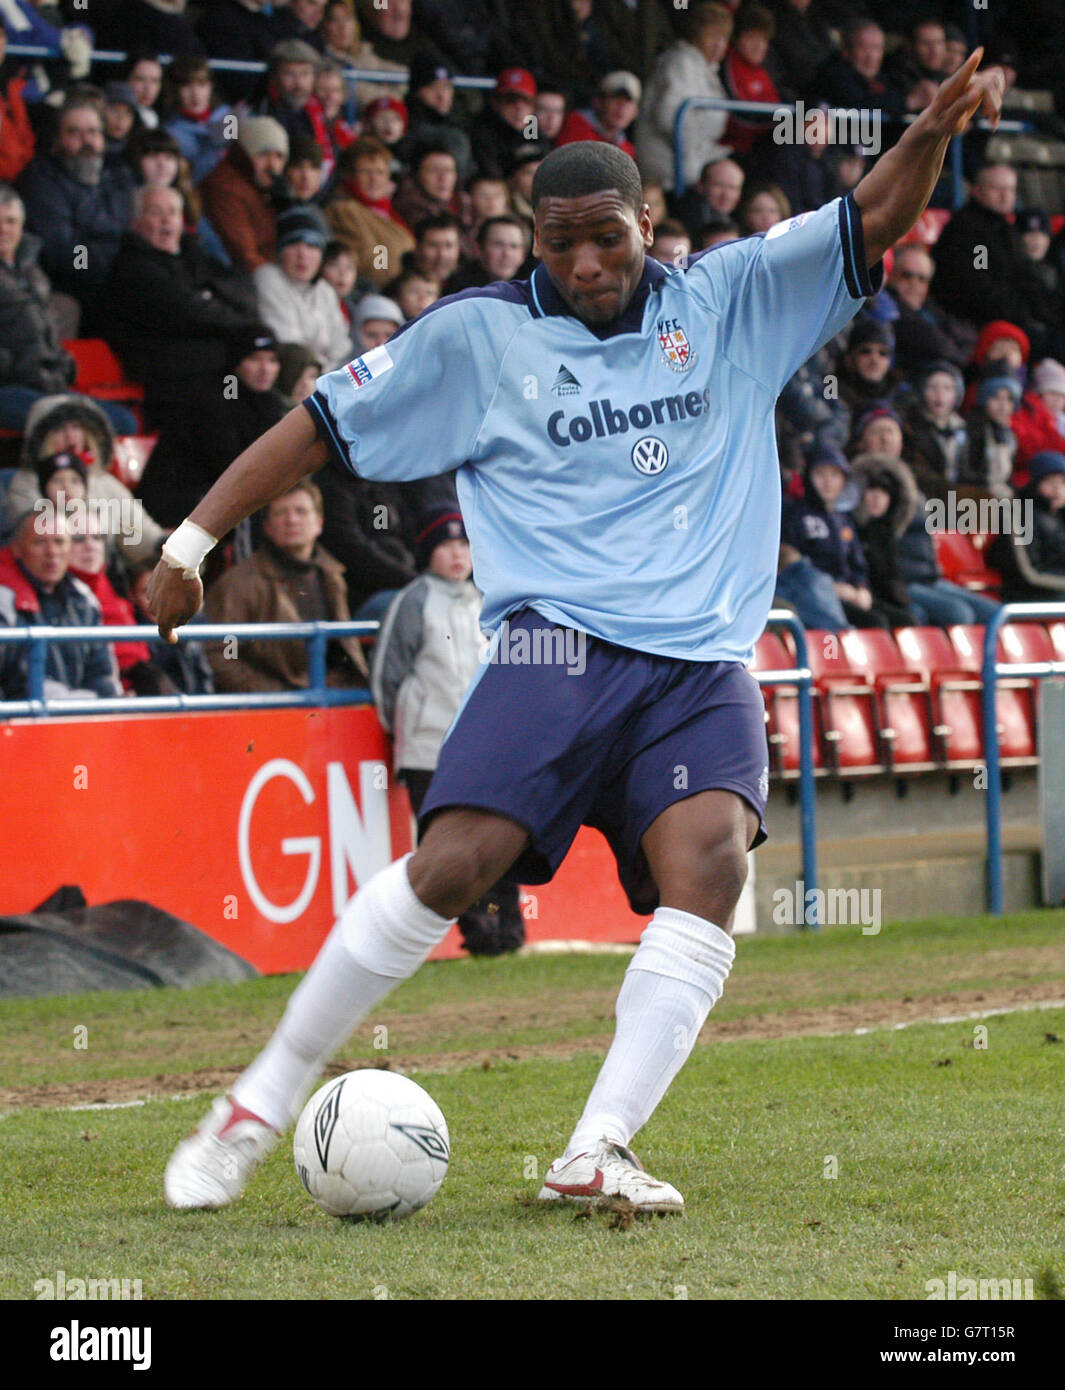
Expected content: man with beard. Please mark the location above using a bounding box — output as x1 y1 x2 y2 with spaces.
19 96 134 328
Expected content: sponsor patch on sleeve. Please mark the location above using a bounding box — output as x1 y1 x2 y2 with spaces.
344 343 395 390
764 211 811 241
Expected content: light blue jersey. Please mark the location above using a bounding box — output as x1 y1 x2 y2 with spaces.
307 192 880 661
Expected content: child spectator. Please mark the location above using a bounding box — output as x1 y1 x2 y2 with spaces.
990 452 1065 603
722 4 779 157
1011 357 1065 484
351 293 403 353
967 375 1020 496
277 345 324 407
905 361 970 500
386 267 440 322
850 456 918 628
313 60 358 177
164 53 232 184
125 53 163 130
362 96 408 152
103 83 143 165
896 486 1001 627
371 508 524 956
320 238 371 351
282 135 327 208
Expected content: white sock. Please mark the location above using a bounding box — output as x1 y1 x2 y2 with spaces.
233 855 454 1129
564 906 735 1159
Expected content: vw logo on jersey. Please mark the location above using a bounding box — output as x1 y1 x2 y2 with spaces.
631 436 669 476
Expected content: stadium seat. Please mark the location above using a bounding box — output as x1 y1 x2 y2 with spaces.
803 630 883 774
62 339 145 404
749 630 823 778
839 630 936 771
110 435 158 490
1048 621 1065 662
932 531 1001 593
894 626 983 765
948 625 1037 764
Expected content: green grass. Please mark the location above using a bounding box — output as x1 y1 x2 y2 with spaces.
2 913 1064 1300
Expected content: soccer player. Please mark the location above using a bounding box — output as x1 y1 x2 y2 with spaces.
151 54 1004 1213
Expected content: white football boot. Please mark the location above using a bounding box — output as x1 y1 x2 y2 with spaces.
164 1096 280 1210
539 1138 684 1214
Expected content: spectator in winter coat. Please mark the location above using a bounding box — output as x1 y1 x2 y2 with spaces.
990 452 1065 603
372 508 525 956
1 394 165 569
850 455 918 628
444 215 529 294
129 126 231 267
393 145 476 261
164 52 233 184
200 117 289 272
814 19 912 123
105 185 261 429
1011 357 1065 484
325 137 415 290
0 185 77 428
555 71 640 159
674 156 744 240
402 56 475 185
254 204 351 369
0 510 122 702
905 361 971 501
896 488 1001 628
203 478 368 693
780 448 883 628
836 319 905 445
261 39 325 158
19 95 135 325
966 375 1020 496
350 292 403 354
103 83 144 166
470 68 540 181
885 243 973 377
635 2 733 192
0 27 35 184
721 5 780 158
136 326 287 529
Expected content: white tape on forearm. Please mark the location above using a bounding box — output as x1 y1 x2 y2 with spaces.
161 520 218 578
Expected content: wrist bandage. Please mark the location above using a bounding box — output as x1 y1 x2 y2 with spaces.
161 520 218 580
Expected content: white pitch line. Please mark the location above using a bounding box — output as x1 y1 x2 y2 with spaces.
851 997 1065 1035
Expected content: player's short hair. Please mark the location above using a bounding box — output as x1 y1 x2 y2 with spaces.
531 141 643 216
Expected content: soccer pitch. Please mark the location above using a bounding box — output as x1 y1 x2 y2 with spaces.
2 912 1063 1301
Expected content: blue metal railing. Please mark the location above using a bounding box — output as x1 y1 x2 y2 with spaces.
981 603 1065 915
1 610 821 923
6 44 497 91
672 96 1032 209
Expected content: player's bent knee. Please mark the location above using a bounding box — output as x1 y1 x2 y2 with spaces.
409 811 527 918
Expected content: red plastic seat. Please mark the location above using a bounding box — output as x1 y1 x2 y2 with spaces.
803 630 883 773
749 631 823 777
948 625 1036 763
894 626 983 764
1048 622 1065 662
933 531 1001 593
839 630 935 769
62 339 145 403
110 435 158 490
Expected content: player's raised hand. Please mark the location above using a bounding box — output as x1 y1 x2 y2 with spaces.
145 559 203 645
925 48 1005 139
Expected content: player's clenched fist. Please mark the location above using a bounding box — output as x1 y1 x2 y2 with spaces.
145 559 203 644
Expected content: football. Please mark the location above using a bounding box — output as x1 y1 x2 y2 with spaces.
293 1070 450 1221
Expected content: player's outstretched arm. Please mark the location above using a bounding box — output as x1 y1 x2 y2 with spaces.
853 49 1005 268
146 405 329 642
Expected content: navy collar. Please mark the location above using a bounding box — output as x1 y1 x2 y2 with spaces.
529 256 669 339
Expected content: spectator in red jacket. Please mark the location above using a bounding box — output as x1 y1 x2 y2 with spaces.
1012 357 1065 484
722 4 780 156
555 71 640 158
0 27 34 185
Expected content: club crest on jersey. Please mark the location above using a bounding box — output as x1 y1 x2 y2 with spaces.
344 343 394 390
657 317 695 373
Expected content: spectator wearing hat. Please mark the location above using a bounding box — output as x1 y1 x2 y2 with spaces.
555 71 640 158
1 394 165 568
363 97 409 152
636 2 733 192
202 478 369 695
1017 208 1064 359
721 5 779 158
0 509 122 703
19 94 136 328
136 325 287 531
836 319 905 446
262 39 329 159
403 55 474 184
105 184 261 430
779 448 884 629
195 0 283 105
325 136 415 290
163 53 233 185
371 506 525 957
1011 358 1065 486
471 68 539 181
884 243 973 378
905 361 972 501
850 455 919 629
351 293 403 353
394 144 476 260
103 83 143 165
254 204 351 369
0 24 34 185
200 115 289 272
444 215 529 295
990 452 1065 604
966 374 1020 496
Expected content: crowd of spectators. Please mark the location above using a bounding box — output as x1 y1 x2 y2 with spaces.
1 0 1064 709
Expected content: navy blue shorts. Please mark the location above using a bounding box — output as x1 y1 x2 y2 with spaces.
418 609 769 915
